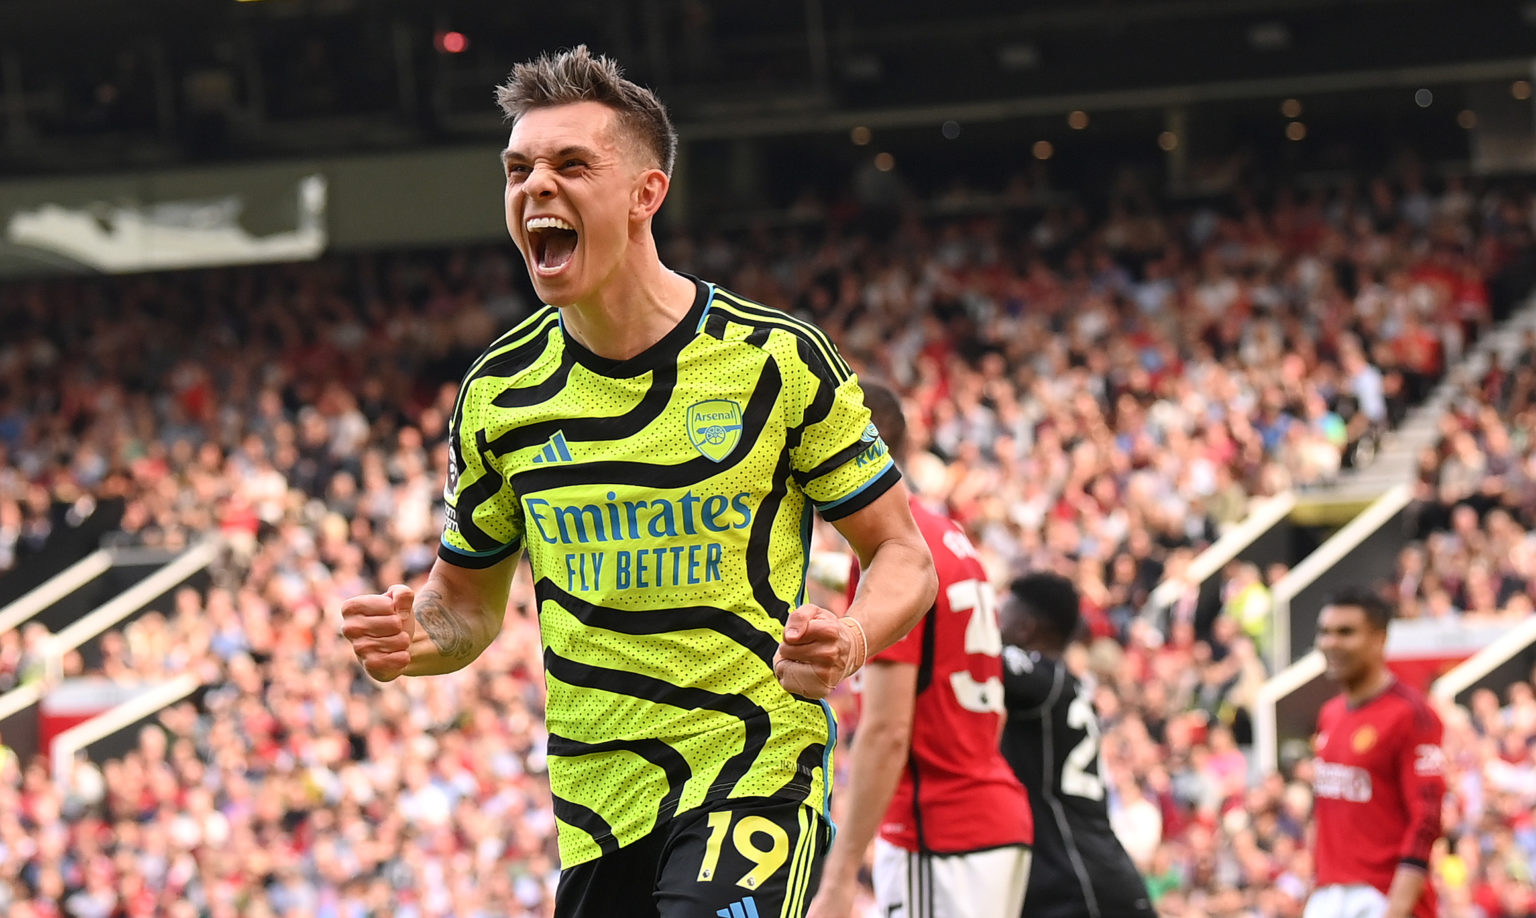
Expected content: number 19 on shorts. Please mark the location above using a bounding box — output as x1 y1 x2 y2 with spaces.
697 810 790 889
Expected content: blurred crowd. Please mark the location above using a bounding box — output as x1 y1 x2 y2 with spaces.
704 167 1533 651
0 167 1534 916
1384 327 1536 622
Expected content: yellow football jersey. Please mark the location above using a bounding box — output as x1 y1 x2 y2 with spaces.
440 277 897 866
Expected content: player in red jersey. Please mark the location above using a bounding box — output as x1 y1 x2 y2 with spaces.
807 384 1032 918
1308 586 1445 918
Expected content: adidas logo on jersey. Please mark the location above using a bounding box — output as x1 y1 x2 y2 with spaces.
530 430 573 464
716 896 761 918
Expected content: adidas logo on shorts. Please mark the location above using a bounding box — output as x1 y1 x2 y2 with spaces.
716 896 761 918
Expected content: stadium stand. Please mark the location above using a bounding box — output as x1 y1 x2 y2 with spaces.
2 166 1535 915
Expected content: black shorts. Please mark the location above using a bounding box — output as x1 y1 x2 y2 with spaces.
556 798 830 918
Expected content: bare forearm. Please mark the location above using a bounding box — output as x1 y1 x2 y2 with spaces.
1383 864 1427 918
846 538 935 654
402 562 510 676
823 720 910 885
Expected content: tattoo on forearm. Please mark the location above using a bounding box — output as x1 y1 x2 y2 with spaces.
415 588 477 660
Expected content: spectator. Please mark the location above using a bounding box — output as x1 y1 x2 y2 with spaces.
1 168 1533 917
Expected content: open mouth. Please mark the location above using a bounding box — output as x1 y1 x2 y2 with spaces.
527 216 578 273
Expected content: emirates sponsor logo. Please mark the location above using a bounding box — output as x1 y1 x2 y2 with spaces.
1314 762 1373 802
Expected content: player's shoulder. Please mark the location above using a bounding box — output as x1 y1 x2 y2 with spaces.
1382 679 1442 732
1002 645 1054 678
704 285 851 378
1317 692 1348 725
461 304 562 386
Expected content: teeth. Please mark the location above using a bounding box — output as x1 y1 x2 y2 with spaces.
526 216 575 232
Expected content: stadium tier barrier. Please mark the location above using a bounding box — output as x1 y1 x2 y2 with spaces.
0 550 114 637
48 672 202 789
0 537 219 764
1269 484 1414 669
1432 613 1536 709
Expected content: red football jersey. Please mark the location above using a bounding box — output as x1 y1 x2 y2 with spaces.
1312 679 1446 918
850 496 1033 854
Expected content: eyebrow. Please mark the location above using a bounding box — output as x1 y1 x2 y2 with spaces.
500 145 600 166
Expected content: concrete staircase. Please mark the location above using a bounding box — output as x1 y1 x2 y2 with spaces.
1317 297 1536 506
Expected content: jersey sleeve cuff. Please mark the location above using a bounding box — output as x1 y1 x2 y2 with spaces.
1398 857 1429 873
438 537 521 569
816 463 900 521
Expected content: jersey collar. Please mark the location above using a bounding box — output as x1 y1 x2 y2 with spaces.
560 275 712 378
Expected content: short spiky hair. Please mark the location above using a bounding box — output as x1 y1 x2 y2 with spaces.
1008 572 1083 645
495 45 678 176
1324 585 1394 632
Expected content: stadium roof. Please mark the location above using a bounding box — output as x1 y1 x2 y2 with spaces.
0 0 1531 175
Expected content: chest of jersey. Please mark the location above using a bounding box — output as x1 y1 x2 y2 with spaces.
498 340 795 600
1314 709 1397 804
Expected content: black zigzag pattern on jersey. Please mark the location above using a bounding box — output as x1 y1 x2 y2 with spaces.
745 444 794 626
796 438 873 488
789 334 875 489
467 316 562 388
482 355 679 459
490 348 576 409
543 649 773 799
787 337 841 484
709 291 853 382
450 428 512 553
709 709 776 800
544 649 769 727
450 308 560 421
550 793 620 857
538 580 779 669
547 733 694 820
702 309 734 340
510 360 782 494
443 308 558 551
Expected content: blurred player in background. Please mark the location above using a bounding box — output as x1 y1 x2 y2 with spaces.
807 383 1032 918
998 573 1155 918
340 45 938 918
1308 587 1445 918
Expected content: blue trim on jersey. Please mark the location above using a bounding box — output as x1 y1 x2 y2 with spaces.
818 698 837 842
696 282 717 332
439 536 519 558
815 457 895 513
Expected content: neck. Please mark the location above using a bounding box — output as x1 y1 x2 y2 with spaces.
1343 666 1393 706
560 244 695 361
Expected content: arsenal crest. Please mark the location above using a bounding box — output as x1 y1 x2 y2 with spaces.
687 399 743 462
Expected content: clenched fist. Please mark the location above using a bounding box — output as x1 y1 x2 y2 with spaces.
773 604 868 699
341 584 416 682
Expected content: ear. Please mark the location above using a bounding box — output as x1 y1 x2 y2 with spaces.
631 168 670 223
